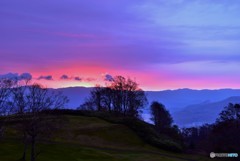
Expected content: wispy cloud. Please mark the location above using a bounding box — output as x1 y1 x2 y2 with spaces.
60 74 82 81
60 75 69 80
74 77 82 81
0 72 32 81
104 74 114 82
38 75 53 80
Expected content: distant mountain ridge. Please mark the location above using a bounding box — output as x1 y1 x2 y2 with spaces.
48 87 93 108
52 87 240 127
172 96 240 127
145 88 240 112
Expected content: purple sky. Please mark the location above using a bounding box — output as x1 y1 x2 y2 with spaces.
1 0 240 90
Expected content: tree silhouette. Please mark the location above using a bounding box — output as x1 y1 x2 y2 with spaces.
11 83 68 161
10 77 31 160
208 103 240 152
217 103 240 123
0 79 13 115
0 78 14 139
150 101 173 132
80 75 147 118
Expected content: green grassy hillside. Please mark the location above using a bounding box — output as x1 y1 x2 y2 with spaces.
0 115 211 161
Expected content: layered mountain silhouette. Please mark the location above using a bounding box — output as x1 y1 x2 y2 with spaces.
172 96 240 127
52 87 240 127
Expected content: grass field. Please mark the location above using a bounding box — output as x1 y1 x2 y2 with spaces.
0 115 212 161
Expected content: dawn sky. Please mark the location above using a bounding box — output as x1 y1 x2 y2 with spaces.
1 0 240 90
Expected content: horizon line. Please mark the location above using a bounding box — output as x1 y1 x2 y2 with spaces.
50 86 240 91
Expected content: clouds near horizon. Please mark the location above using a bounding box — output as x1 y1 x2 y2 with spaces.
1 0 240 89
0 72 32 81
38 75 53 81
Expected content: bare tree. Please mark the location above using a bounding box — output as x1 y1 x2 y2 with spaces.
10 78 31 161
80 75 147 118
0 78 14 138
107 76 147 117
0 79 14 115
12 83 68 161
90 86 104 111
101 87 114 112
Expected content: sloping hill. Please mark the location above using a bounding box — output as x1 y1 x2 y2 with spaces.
0 114 211 161
53 115 146 149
